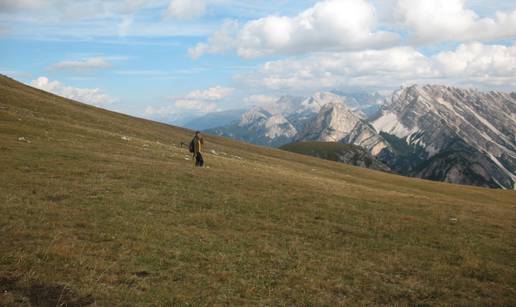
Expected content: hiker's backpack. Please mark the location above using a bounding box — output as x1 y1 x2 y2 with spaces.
188 138 195 153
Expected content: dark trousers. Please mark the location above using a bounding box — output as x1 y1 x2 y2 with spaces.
195 153 204 167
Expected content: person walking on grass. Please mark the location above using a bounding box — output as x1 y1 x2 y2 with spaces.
189 131 204 167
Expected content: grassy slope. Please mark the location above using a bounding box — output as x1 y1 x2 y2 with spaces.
0 75 515 305
280 141 373 163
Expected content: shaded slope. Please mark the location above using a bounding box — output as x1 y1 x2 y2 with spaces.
280 141 390 172
0 75 515 306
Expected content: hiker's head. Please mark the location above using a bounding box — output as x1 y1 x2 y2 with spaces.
195 131 201 137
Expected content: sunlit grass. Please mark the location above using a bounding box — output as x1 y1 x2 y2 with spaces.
1 75 515 305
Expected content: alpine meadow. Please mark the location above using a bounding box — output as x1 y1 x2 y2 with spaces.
1 75 515 305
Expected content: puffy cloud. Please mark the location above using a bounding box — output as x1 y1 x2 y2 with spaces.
165 0 206 20
49 57 111 71
395 0 516 43
184 85 234 100
242 94 276 110
434 42 516 86
188 20 238 59
30 76 117 106
239 42 516 92
240 47 435 91
145 85 233 118
190 0 400 58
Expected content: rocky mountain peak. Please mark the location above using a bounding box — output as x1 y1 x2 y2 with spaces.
208 85 515 189
298 92 345 114
299 101 369 142
238 107 271 127
377 84 516 189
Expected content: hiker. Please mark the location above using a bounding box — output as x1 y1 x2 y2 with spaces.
189 131 204 167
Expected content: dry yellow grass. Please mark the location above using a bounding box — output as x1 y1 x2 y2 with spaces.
0 75 515 305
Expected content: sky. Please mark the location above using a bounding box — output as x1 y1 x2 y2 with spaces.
0 0 515 124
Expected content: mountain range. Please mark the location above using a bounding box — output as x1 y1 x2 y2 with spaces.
205 86 516 189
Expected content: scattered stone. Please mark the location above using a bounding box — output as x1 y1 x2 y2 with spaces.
184 157 191 161
17 137 30 143
121 136 130 141
449 217 458 224
44 194 68 203
210 149 218 155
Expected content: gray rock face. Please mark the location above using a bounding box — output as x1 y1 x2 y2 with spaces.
206 85 515 189
206 107 298 147
373 84 516 189
296 102 391 156
330 91 385 119
207 92 348 147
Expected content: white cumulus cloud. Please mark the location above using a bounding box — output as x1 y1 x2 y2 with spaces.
190 0 400 58
165 0 206 20
240 47 435 91
145 85 233 118
184 85 234 100
395 0 516 43
434 42 516 87
239 42 516 92
30 76 117 106
188 20 238 59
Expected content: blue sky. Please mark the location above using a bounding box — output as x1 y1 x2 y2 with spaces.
0 0 515 124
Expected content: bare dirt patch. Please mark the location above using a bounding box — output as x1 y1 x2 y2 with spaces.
0 276 94 307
